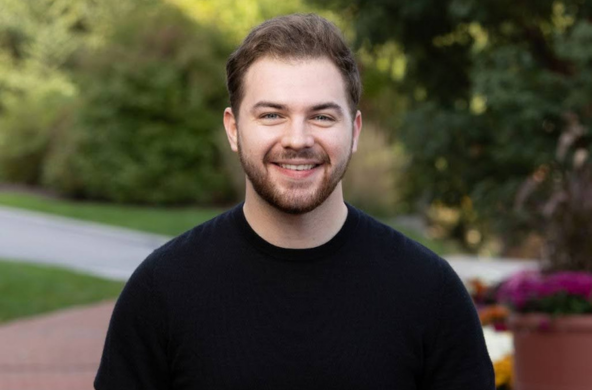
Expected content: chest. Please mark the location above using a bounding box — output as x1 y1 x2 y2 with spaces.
165 270 424 390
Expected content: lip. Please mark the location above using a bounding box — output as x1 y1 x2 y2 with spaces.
270 162 322 179
273 160 323 165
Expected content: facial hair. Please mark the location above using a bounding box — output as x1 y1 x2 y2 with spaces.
237 135 353 215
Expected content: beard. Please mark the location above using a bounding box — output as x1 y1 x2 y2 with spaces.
237 140 352 215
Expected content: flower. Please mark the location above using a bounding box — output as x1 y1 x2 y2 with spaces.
479 305 510 328
493 354 514 389
497 270 592 315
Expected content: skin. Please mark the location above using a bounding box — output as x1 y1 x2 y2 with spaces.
223 56 362 249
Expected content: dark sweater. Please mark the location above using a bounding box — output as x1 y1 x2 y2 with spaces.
95 203 495 389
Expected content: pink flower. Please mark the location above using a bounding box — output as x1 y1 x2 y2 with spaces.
497 270 592 313
538 272 592 297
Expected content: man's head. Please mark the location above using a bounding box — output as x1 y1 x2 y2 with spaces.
226 13 361 118
223 14 362 215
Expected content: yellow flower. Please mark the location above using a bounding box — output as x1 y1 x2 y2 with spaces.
493 354 513 389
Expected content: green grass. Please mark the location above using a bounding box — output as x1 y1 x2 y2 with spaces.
0 191 459 255
0 192 226 237
0 259 125 324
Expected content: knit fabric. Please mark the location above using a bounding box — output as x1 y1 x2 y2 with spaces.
95 203 495 389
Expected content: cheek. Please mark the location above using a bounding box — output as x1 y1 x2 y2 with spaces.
239 131 275 158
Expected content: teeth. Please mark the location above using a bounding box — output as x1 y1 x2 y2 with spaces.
279 164 316 171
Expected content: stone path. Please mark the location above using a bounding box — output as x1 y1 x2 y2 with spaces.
0 206 169 280
0 301 114 390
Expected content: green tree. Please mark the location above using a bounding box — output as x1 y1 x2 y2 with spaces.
0 0 158 184
44 2 234 204
312 0 592 253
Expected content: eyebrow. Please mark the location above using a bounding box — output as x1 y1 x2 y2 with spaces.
311 102 344 116
251 101 287 111
251 101 344 116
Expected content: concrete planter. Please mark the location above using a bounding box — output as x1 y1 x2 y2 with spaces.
509 314 592 390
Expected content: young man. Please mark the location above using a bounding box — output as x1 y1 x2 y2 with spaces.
95 14 495 389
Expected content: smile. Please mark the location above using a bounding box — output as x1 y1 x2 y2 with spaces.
278 164 317 171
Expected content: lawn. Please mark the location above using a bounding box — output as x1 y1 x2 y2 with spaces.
0 259 125 324
0 191 458 255
0 192 225 237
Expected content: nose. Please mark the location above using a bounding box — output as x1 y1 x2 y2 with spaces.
280 119 315 150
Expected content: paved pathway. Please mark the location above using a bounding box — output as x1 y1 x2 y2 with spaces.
0 205 538 389
0 301 114 390
0 206 169 280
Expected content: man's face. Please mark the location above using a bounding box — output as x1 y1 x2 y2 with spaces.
224 56 362 215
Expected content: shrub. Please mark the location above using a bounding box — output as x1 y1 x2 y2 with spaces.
43 4 235 204
343 124 408 216
0 88 71 184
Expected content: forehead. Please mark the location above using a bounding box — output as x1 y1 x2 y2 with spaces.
241 56 349 113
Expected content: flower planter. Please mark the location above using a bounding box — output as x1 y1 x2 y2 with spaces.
509 314 592 390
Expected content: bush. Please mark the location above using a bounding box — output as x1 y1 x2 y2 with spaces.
343 124 408 216
43 4 235 204
0 89 71 184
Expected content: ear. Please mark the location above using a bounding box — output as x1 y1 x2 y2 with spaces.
223 107 239 152
351 110 362 153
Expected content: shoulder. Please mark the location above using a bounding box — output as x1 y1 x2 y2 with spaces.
137 204 242 276
347 206 468 308
351 205 446 272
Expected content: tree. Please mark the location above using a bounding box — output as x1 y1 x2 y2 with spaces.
0 0 159 184
43 2 235 204
311 0 592 253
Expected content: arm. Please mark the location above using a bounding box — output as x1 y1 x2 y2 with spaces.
419 259 495 390
94 257 170 390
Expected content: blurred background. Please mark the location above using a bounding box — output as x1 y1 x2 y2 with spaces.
0 0 591 389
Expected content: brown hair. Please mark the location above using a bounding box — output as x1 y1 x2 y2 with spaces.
226 13 361 117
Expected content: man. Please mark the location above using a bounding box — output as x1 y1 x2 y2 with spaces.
95 13 495 389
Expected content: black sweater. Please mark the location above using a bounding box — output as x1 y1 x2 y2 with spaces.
95 203 495 389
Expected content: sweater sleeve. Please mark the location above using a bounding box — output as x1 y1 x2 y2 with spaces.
419 258 495 390
94 256 170 390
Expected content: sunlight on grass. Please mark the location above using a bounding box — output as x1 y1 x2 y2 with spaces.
0 260 125 324
0 192 226 236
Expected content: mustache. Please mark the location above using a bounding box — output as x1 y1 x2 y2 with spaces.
264 148 330 164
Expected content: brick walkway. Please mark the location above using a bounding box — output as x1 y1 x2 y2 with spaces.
0 301 115 390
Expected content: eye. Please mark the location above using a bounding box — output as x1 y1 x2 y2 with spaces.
261 113 281 120
312 114 335 123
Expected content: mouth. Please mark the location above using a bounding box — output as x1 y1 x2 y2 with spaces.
275 163 319 171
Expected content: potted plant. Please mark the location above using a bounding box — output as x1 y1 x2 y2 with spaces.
498 111 592 390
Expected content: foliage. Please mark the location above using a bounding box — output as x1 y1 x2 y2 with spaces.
0 0 157 186
0 0 83 183
497 270 592 315
42 2 235 204
310 0 592 255
0 90 69 183
0 259 124 323
169 0 341 44
0 0 239 205
515 110 592 272
343 124 408 216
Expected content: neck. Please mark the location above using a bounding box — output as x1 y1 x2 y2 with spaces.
242 184 348 249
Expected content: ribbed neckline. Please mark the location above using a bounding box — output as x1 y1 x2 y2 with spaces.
231 202 360 262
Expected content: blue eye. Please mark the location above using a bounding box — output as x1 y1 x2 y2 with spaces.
314 115 333 121
262 113 280 119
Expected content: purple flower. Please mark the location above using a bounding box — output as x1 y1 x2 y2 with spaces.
497 270 592 312
537 272 592 297
497 270 543 309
